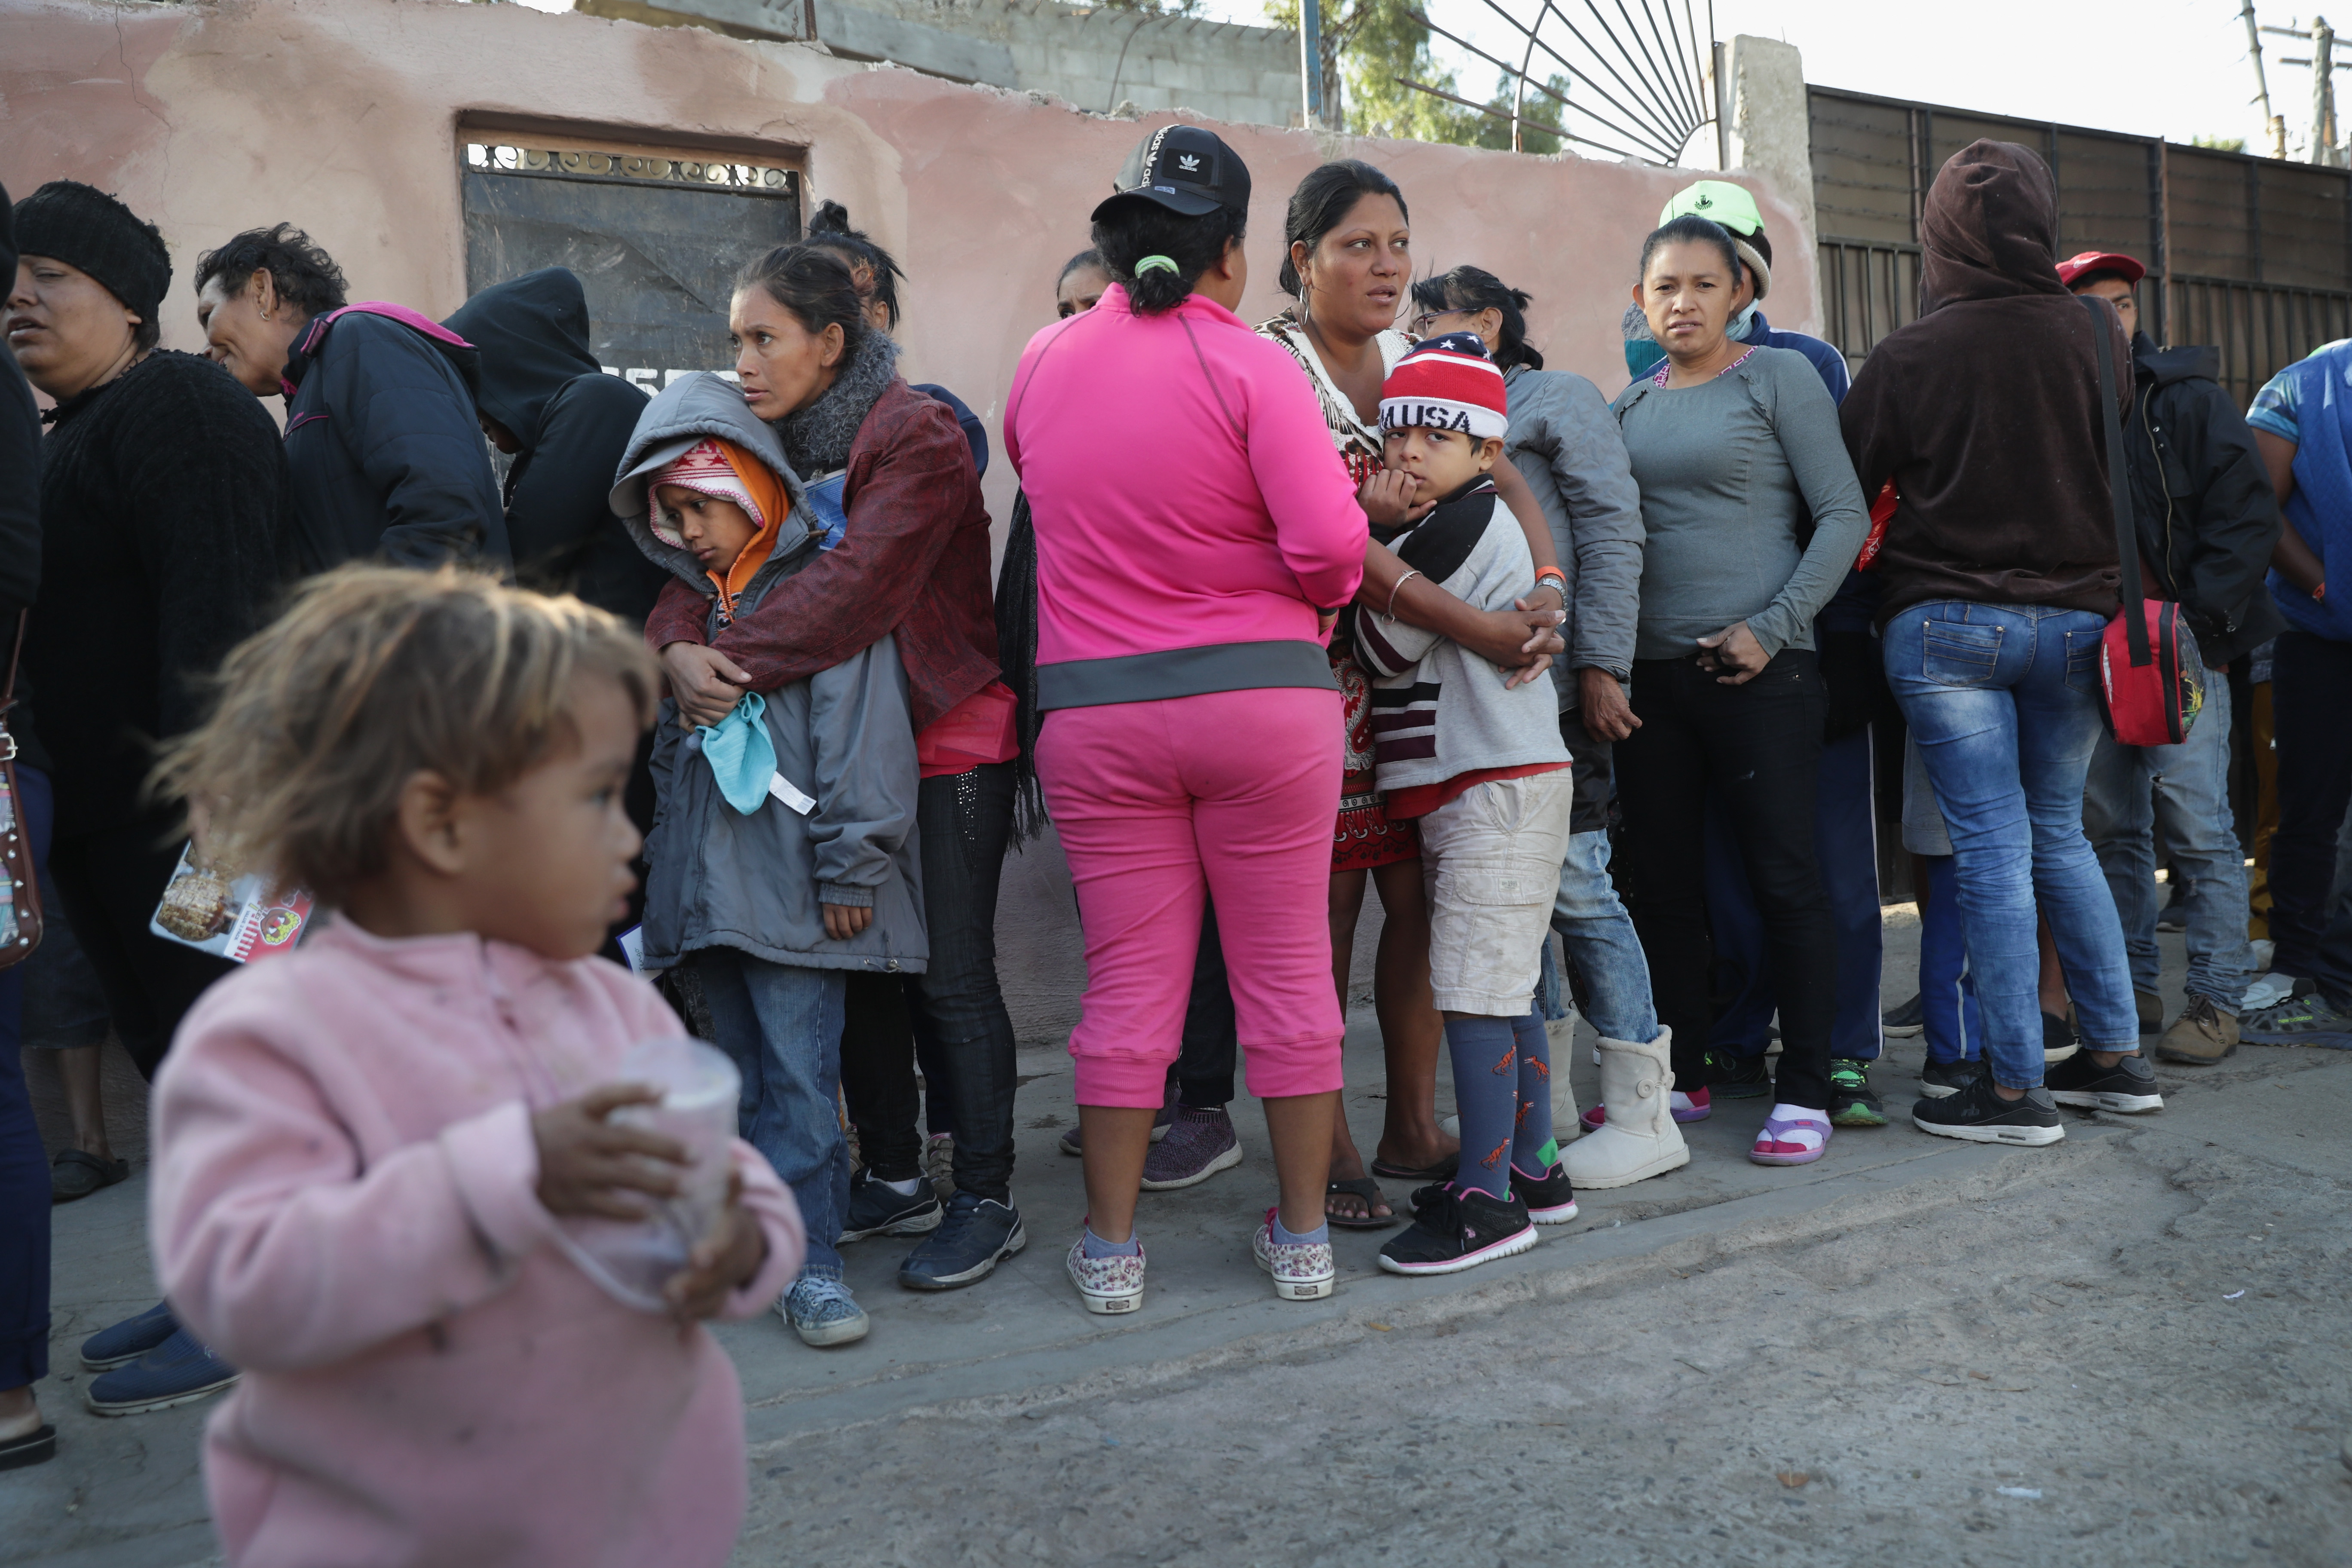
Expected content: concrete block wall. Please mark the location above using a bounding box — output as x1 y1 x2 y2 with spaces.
857 0 1303 123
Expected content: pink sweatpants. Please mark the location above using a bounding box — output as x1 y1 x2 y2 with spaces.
1036 688 1346 1108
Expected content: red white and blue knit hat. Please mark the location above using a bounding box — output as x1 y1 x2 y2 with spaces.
1378 331 1509 441
649 438 763 547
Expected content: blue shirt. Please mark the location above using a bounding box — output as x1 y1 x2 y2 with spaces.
2247 340 2352 641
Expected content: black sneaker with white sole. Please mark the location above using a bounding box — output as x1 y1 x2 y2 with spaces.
897 1191 1026 1290
1911 1073 2064 1146
1377 1183 1539 1275
1918 1056 1986 1099
1510 1161 1579 1224
2044 1050 2164 1113
839 1169 943 1242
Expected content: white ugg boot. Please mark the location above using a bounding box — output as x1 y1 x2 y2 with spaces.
1547 1011 1581 1142
1562 1028 1690 1189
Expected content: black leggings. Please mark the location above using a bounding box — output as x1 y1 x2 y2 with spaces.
1615 651 1838 1110
47 811 235 1080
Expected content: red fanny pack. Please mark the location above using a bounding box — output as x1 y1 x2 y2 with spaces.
2082 295 2204 746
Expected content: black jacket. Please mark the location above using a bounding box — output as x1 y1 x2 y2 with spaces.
0 182 46 775
2124 333 2286 667
28 352 294 836
443 269 667 625
282 306 507 573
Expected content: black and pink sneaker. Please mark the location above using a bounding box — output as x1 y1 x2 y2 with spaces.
1377 1183 1539 1276
1510 1160 1579 1224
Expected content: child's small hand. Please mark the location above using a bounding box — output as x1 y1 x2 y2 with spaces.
822 902 873 941
1358 469 1434 530
533 1084 687 1220
662 1173 768 1322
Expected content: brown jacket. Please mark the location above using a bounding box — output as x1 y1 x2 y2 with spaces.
645 377 998 732
1841 139 2129 625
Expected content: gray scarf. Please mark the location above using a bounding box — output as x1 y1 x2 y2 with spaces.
779 331 901 475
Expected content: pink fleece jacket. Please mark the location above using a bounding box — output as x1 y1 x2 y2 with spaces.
149 917 805 1568
1004 286 1366 678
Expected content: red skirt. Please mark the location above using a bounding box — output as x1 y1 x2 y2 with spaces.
1331 644 1418 871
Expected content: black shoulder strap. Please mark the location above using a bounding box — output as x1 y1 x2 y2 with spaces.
2082 293 2150 667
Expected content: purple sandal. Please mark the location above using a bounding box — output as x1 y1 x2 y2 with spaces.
1749 1113 1831 1167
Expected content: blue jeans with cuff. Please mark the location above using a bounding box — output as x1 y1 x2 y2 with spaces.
1542 710 1659 1044
1883 601 2138 1088
695 948 850 1275
2082 672 2255 1012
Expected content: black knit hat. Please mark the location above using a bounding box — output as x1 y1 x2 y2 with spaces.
11 181 171 323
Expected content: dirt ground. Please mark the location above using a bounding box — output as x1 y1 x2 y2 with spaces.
736 1097 2352 1568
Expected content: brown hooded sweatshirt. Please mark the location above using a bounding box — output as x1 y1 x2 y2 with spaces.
1841 139 2129 626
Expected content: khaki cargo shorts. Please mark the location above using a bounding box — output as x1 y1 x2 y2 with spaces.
1417 768 1574 1016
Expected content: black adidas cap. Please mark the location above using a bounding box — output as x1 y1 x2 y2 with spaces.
1091 125 1251 223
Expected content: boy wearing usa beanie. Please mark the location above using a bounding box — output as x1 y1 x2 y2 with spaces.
1356 335 1577 1275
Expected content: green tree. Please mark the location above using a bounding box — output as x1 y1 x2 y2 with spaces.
2193 134 2248 153
1473 71 1571 153
1264 0 1482 143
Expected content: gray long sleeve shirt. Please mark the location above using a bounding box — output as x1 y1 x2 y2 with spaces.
1501 364 1646 709
1611 346 1869 662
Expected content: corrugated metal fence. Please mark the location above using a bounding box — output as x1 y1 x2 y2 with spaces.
1810 85 2352 405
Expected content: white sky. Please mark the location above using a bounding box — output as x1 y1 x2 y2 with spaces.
513 0 2317 151
1218 0 2310 152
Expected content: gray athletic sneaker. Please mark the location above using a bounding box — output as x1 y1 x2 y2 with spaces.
779 1271 869 1347
1138 1105 1243 1190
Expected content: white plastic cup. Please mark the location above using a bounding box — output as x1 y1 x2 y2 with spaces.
553 1036 743 1313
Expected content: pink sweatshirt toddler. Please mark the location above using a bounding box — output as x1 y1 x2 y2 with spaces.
1004 285 1367 708
149 917 805 1568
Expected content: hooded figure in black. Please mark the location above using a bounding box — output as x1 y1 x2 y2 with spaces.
444 269 668 625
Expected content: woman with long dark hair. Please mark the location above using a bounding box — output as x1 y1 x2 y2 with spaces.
1256 162 1567 1225
1004 126 1366 1311
1609 214 1868 1170
640 237 1022 1335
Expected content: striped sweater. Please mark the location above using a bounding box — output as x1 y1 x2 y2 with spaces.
1353 478 1573 792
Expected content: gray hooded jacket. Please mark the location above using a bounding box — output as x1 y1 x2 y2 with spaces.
612 372 926 975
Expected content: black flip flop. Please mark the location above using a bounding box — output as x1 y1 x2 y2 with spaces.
1324 1176 1398 1230
52 1148 129 1204
0 1423 56 1472
1369 1153 1458 1183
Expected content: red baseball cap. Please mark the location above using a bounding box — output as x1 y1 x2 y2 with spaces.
2056 250 2147 287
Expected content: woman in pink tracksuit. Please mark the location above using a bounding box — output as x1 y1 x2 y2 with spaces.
1004 128 1367 1312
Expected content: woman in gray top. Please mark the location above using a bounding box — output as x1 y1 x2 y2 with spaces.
1609 214 1869 1169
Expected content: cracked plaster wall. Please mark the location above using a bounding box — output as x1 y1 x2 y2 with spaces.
0 0 1820 1039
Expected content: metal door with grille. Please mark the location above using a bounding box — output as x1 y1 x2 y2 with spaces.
459 140 802 392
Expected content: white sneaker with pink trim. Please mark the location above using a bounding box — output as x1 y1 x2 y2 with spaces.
1251 1210 1336 1300
1065 1235 1145 1314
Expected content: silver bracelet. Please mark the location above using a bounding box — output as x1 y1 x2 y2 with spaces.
1384 569 1422 622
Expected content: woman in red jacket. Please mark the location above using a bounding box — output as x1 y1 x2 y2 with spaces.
646 243 1028 1299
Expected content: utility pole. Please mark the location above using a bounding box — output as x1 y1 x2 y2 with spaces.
2269 13 2352 164
2243 0 2288 157
1300 0 1322 131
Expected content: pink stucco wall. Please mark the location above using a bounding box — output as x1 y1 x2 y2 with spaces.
3 0 1818 1039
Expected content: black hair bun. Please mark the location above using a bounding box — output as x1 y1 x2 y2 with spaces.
810 199 853 235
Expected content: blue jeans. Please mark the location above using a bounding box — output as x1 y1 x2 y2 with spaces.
695 948 850 1275
1918 854 1983 1064
1 766 54 1391
2082 673 2255 1011
1883 601 2138 1087
1703 725 1886 1062
1548 828 1660 1043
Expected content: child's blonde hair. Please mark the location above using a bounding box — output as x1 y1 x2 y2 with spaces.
154 566 660 902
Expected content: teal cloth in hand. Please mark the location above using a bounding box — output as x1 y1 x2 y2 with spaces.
700 692 775 815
